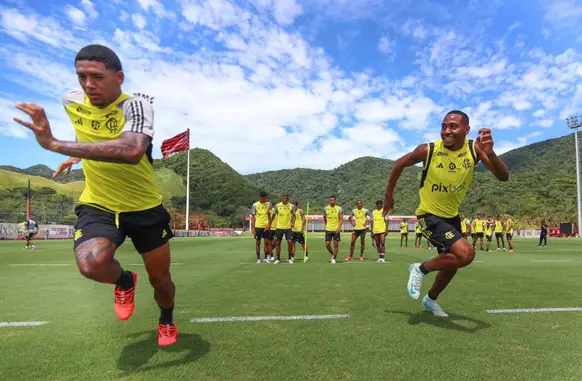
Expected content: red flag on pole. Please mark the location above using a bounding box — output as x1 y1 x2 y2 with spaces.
161 129 190 157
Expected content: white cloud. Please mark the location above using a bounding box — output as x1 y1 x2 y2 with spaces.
132 14 148 29
81 0 98 19
182 0 249 30
65 6 86 27
498 116 522 129
535 119 554 128
543 0 582 32
378 36 394 55
137 0 175 19
250 0 303 25
498 92 532 111
120 10 129 21
356 95 442 130
533 109 546 118
508 22 522 32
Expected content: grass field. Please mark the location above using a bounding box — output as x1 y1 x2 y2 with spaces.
1 235 582 381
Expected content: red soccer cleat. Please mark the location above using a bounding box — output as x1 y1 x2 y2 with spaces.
114 272 137 321
158 324 179 346
345 256 354 261
359 257 365 261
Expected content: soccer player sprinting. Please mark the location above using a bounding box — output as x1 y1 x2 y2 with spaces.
472 214 485 250
384 110 508 317
15 45 178 345
504 215 515 252
485 216 494 252
324 196 343 264
23 218 39 250
539 219 548 247
414 222 423 248
348 200 372 261
494 215 506 251
272 194 296 264
371 200 388 263
291 201 309 262
400 220 408 247
251 192 271 263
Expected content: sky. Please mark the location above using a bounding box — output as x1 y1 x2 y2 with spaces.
1 0 582 175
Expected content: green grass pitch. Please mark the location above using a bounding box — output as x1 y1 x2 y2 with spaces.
1 235 582 380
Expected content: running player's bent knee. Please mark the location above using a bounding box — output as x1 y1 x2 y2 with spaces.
149 272 172 289
458 247 475 267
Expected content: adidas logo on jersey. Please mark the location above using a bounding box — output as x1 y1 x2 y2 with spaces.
74 118 82 125
436 163 444 169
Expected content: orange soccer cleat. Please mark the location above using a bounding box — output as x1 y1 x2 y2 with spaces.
158 324 179 346
345 256 354 261
359 257 365 261
114 272 138 321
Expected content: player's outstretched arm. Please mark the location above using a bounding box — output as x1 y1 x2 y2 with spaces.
383 144 427 215
14 102 150 165
475 128 509 181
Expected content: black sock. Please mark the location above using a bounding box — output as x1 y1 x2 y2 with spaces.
115 270 134 291
428 291 437 300
159 304 174 325
277 254 281 260
256 252 260 260
380 253 385 259
419 263 430 275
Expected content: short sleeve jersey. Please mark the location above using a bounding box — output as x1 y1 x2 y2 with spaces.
324 205 343 231
372 209 387 234
292 208 304 232
274 202 295 230
416 139 479 218
400 221 408 233
251 201 271 229
27 220 38 233
473 219 484 233
62 89 161 213
351 208 372 230
506 219 514 234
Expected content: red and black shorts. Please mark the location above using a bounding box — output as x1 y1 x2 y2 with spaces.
73 203 174 254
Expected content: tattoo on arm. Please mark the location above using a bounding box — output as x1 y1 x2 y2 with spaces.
53 133 150 164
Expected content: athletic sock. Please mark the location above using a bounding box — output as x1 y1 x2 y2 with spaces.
256 252 260 260
379 253 385 259
427 291 437 300
305 251 309 257
419 263 430 275
115 270 134 291
159 304 174 325
276 254 281 261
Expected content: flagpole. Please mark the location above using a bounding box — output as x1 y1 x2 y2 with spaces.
26 178 31 221
185 129 191 232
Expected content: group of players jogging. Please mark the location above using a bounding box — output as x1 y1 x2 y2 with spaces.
15 43 510 344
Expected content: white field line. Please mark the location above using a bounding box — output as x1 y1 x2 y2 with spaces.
8 264 71 267
487 308 582 314
0 321 49 328
530 259 572 263
125 263 184 266
191 314 350 323
474 261 485 263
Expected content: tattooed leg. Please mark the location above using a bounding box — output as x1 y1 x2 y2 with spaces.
75 238 120 284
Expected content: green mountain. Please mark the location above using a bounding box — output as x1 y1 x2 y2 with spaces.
0 164 84 183
0 133 578 228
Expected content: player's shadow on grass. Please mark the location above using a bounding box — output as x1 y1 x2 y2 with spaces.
117 331 211 375
388 310 491 333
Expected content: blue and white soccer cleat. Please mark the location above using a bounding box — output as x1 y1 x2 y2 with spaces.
422 294 448 317
407 263 425 300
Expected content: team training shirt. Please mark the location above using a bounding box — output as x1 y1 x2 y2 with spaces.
506 219 514 234
495 220 504 233
251 201 271 229
63 90 161 213
486 221 493 236
372 209 387 234
324 205 343 232
292 208 304 233
27 220 38 233
416 224 422 234
473 219 484 233
461 219 467 233
416 139 479 219
400 221 408 233
269 207 278 230
274 202 295 230
351 208 372 230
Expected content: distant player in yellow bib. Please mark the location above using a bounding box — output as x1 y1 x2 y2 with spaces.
271 194 296 264
348 200 372 261
251 191 272 263
504 215 515 252
266 198 278 261
494 214 506 251
414 222 423 248
371 200 388 263
460 214 467 238
485 216 494 252
14 45 178 345
471 214 485 251
384 110 509 316
292 201 308 261
400 220 409 247
324 196 344 264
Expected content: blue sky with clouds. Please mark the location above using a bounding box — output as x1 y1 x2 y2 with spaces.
1 0 581 174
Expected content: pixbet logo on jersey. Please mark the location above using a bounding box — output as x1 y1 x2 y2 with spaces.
431 183 466 193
